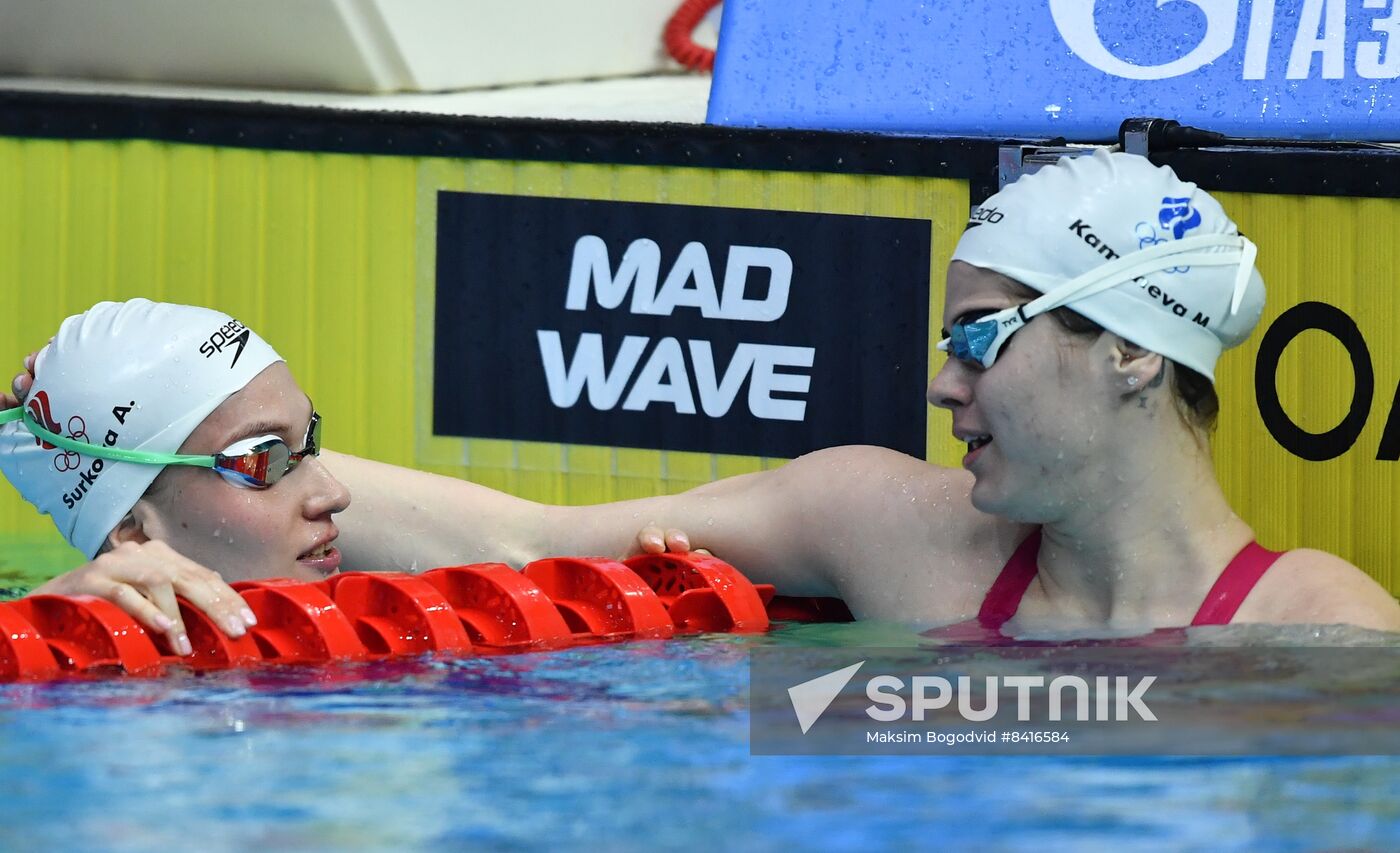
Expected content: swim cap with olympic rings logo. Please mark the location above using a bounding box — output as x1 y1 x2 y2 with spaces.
0 299 283 557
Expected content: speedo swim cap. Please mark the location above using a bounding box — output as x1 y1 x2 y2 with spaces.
951 149 1265 381
0 299 283 557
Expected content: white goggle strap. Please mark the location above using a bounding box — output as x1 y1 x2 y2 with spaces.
1020 234 1254 324
978 305 1030 367
1230 238 1258 315
936 234 1258 368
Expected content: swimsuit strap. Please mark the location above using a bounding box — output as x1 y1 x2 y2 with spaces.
1189 540 1285 626
976 528 1042 630
976 529 1285 631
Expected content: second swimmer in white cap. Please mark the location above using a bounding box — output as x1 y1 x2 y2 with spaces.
915 150 1400 632
649 149 1393 631
0 299 352 653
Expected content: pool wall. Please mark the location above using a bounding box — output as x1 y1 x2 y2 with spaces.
0 92 1395 597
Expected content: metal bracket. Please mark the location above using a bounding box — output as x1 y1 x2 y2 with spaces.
996 144 1102 192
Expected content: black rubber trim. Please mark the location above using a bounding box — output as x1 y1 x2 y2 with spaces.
0 89 1008 182
1154 147 1400 199
2 90 1398 199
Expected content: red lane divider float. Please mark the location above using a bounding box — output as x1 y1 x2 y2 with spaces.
623 551 770 633
523 557 675 640
174 598 262 671
0 554 852 682
320 571 473 658
231 579 368 665
0 601 60 680
10 595 163 675
419 563 572 652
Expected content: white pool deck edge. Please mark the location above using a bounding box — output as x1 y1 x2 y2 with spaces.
0 74 715 125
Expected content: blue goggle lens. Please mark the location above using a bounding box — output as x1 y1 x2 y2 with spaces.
947 317 1004 366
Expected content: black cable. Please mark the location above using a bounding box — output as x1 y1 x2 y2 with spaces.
1119 118 1397 153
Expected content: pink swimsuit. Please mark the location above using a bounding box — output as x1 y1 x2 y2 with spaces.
976 529 1285 631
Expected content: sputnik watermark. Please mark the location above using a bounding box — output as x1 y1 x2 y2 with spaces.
751 646 1399 756
788 661 1156 734
866 673 1156 722
787 661 865 733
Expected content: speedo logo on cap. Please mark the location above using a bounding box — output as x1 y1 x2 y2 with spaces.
964 206 1004 230
200 319 251 369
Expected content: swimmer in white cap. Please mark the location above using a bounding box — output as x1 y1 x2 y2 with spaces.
0 299 352 654
0 299 671 652
312 150 1395 634
8 152 1399 636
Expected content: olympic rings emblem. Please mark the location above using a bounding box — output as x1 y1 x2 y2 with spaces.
52 415 87 473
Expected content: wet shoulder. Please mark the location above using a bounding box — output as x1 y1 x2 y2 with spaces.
1235 548 1400 631
783 444 972 525
782 445 1032 621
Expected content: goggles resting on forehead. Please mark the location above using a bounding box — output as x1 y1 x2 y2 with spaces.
0 406 322 489
937 233 1257 369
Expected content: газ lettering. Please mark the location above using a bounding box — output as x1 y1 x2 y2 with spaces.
1050 0 1400 82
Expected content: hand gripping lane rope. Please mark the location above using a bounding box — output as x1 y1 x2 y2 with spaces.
0 553 854 681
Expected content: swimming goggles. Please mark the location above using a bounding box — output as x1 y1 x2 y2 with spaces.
937 233 1257 369
0 406 322 489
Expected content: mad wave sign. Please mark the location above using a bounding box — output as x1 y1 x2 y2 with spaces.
709 0 1400 138
433 192 930 457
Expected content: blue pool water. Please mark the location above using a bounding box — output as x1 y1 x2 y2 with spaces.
1 622 1396 851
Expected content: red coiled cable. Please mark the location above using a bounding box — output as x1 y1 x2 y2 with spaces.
664 0 723 71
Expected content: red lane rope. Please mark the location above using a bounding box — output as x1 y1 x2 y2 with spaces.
664 0 723 72
0 553 865 681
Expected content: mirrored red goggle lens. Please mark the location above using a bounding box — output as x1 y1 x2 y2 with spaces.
219 441 292 487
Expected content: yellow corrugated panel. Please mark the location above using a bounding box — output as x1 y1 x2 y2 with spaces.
1214 191 1398 595
0 139 419 579
1 135 1394 598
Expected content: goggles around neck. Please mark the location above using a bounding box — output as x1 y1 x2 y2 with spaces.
937 233 1258 369
0 406 322 489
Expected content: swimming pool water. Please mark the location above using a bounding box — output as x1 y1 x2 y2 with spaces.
1 622 1396 851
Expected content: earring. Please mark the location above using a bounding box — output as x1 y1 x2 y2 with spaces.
1127 376 1139 387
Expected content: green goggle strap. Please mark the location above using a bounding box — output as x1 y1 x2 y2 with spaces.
0 406 215 469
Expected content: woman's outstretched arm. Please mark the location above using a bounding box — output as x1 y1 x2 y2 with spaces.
323 445 990 619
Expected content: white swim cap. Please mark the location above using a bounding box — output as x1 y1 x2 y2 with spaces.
0 299 283 557
952 149 1265 381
